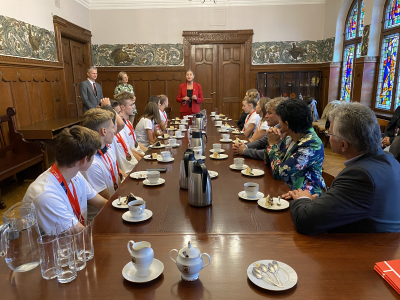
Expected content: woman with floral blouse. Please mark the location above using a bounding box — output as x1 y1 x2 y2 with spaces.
265 99 326 196
114 72 137 118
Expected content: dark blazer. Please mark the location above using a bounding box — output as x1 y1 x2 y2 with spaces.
290 148 400 235
79 80 104 114
176 82 204 114
384 106 400 143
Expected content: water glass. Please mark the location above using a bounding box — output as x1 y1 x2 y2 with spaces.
37 235 58 280
71 227 86 271
165 140 172 155
55 235 77 283
83 220 94 261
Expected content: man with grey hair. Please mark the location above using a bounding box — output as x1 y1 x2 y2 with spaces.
285 102 400 235
79 66 105 114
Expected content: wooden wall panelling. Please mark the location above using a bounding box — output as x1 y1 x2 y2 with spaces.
10 81 32 128
132 80 149 116
26 81 44 125
50 81 64 118
166 79 183 118
40 81 56 121
328 63 341 102
352 56 379 108
61 37 78 117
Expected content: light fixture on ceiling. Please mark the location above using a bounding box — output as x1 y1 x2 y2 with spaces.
201 0 217 3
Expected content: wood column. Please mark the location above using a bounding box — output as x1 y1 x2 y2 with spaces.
327 62 341 103
352 56 379 107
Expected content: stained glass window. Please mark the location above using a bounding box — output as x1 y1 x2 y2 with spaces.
385 0 400 29
346 2 358 40
359 1 365 37
376 34 399 110
357 42 362 58
341 45 355 101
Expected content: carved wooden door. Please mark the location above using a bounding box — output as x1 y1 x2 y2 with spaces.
191 45 218 113
69 40 86 116
61 37 77 117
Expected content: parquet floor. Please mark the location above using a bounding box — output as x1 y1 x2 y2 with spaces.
0 147 346 224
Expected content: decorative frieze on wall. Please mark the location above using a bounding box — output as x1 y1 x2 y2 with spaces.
0 15 58 62
92 44 184 66
252 37 335 64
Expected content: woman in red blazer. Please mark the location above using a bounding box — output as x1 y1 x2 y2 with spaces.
176 69 204 117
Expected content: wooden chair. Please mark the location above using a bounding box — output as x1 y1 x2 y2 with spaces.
0 107 44 209
377 118 389 135
164 107 172 120
322 170 336 189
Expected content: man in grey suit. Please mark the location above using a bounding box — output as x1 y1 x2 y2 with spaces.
286 103 400 234
79 66 104 114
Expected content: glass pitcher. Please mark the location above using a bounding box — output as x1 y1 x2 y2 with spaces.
0 202 41 272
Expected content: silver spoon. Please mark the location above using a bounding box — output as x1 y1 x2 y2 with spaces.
258 265 282 288
117 196 121 206
277 196 281 206
272 261 283 287
252 268 280 287
268 263 283 288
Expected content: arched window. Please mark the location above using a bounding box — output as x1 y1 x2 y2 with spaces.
340 0 365 101
375 0 400 112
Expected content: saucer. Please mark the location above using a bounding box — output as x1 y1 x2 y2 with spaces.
143 178 165 186
238 191 265 201
215 124 222 127
122 209 153 222
220 139 232 143
130 171 148 179
112 196 143 209
241 169 265 176
257 197 290 210
177 129 187 132
157 136 169 140
122 259 164 283
149 143 165 149
229 164 248 170
247 260 297 291
173 135 184 139
157 157 174 163
209 154 228 160
196 156 207 160
218 129 229 133
208 171 218 179
232 131 243 135
170 144 180 148
227 128 235 131
222 119 232 121
209 149 225 153
144 154 158 160
232 140 248 144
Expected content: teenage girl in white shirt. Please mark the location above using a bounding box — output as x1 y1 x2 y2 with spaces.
242 93 260 138
249 97 271 142
135 102 162 147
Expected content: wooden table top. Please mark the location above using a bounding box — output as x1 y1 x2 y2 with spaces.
17 116 83 140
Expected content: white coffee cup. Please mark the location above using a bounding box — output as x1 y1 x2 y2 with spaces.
214 115 220 120
128 200 146 218
168 138 177 147
184 115 189 120
234 157 244 169
244 182 259 198
181 119 187 124
211 112 215 116
179 124 186 130
147 171 160 184
221 125 227 131
215 121 222 126
127 241 154 277
193 146 202 160
161 151 171 161
213 143 222 153
222 134 230 141
175 131 182 138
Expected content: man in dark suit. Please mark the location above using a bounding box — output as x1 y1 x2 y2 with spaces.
284 103 400 235
79 66 104 114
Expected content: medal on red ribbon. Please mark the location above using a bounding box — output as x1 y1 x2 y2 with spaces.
98 149 118 191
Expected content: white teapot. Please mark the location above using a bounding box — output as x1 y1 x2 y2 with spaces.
169 241 211 281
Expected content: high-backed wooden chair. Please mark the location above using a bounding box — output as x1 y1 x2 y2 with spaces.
377 118 389 135
0 107 44 209
322 170 336 189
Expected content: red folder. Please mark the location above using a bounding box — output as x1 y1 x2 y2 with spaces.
375 260 400 294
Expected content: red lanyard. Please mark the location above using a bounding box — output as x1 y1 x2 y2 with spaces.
98 149 118 191
116 133 132 161
50 164 85 226
244 111 256 129
125 120 137 144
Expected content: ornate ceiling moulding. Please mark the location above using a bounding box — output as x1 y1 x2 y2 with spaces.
53 15 92 43
182 30 253 44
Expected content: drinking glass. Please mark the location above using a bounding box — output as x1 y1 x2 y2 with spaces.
165 140 172 156
70 227 86 271
55 235 77 283
37 235 58 280
83 220 94 261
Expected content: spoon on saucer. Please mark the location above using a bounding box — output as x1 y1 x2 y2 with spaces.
267 263 283 287
252 268 280 287
272 260 283 286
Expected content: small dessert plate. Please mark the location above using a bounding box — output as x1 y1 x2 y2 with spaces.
215 124 222 127
238 191 265 201
257 198 290 210
218 129 229 133
130 171 148 179
241 169 265 176
143 178 165 186
209 149 225 153
122 259 164 283
247 260 297 291
178 129 187 132
196 156 207 160
144 154 158 160
112 196 143 209
222 119 232 121
229 164 248 171
232 131 243 135
220 139 232 143
157 136 168 140
122 209 153 222
157 157 174 163
208 171 218 179
149 143 165 149
209 154 228 160
232 140 248 144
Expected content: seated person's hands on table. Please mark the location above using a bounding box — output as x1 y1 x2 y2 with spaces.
382 136 391 147
232 141 246 155
266 127 283 145
281 189 318 201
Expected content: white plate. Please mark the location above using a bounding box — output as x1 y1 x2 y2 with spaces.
232 131 243 135
215 124 221 127
222 119 232 121
220 139 232 143
173 135 184 139
157 136 169 140
122 259 164 283
112 196 144 209
218 129 229 133
157 157 175 163
238 191 265 201
257 198 290 210
197 156 207 160
229 164 248 171
144 154 158 160
208 171 218 179
122 209 153 222
209 149 225 153
149 143 165 149
179 123 188 126
209 154 228 160
177 129 187 132
232 140 248 144
241 169 265 177
143 178 165 186
227 128 235 131
130 171 148 179
247 260 297 291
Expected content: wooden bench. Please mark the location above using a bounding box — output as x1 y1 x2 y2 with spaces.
0 108 44 209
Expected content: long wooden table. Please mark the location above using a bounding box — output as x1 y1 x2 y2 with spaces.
1 117 399 299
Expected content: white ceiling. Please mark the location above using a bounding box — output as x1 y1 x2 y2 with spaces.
76 0 327 10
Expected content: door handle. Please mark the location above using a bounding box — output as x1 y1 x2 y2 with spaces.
210 92 216 95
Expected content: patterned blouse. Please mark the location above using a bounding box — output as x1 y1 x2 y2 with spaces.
114 84 137 115
265 127 326 196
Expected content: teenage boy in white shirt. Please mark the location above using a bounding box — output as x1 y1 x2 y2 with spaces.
156 94 168 132
23 126 108 235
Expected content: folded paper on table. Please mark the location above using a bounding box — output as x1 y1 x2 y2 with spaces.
375 260 400 295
